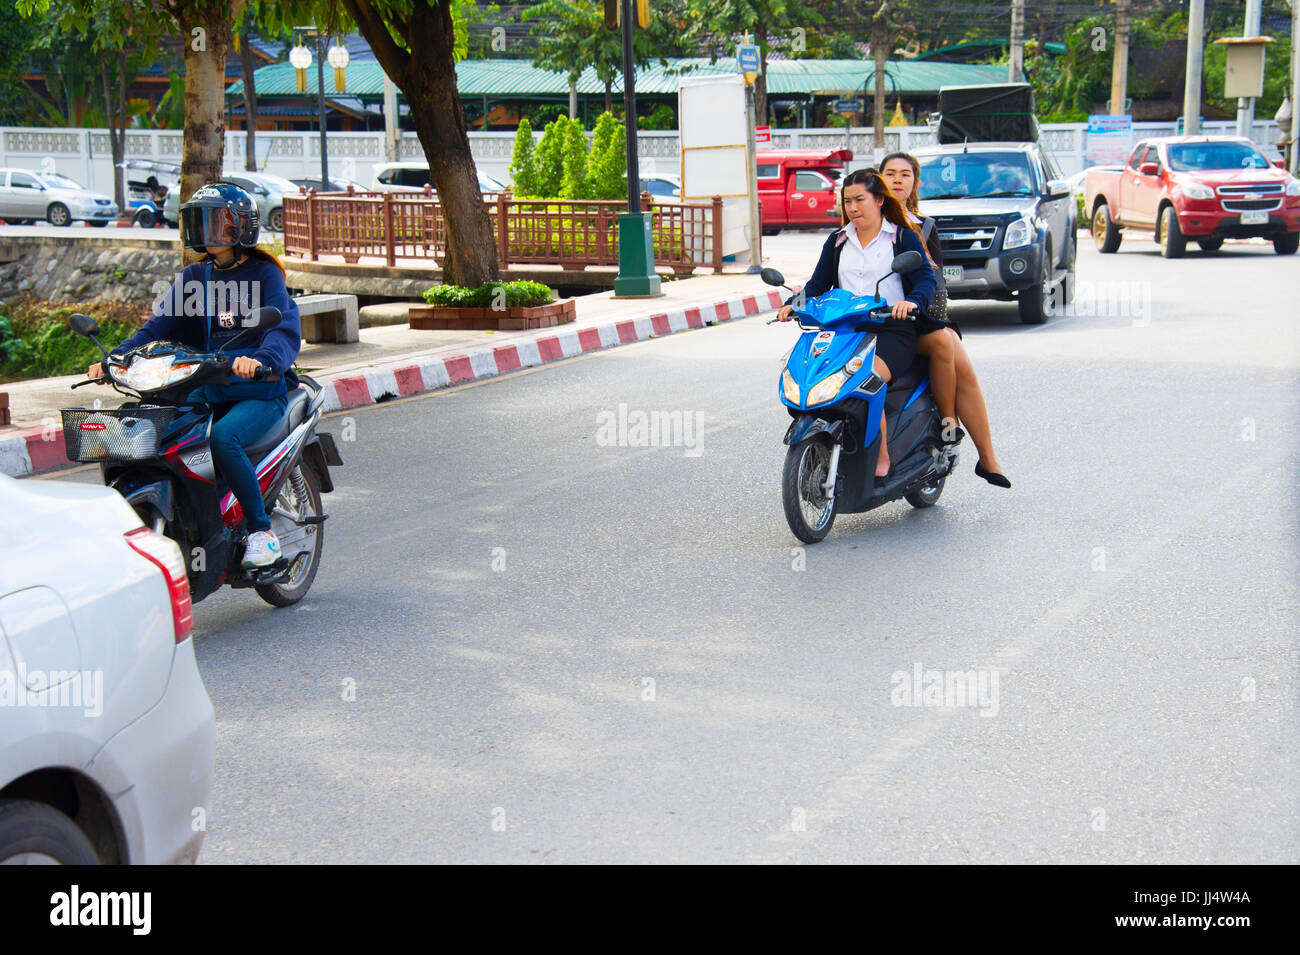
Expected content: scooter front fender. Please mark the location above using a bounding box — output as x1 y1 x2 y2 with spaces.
111 474 175 525
784 416 845 447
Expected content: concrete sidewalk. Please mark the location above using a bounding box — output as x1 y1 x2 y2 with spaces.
1 270 792 477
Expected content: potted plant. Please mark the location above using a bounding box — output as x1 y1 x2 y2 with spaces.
409 280 575 331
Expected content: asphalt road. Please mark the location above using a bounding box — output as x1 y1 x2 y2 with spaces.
58 233 1300 863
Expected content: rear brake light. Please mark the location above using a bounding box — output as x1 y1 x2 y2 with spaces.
124 526 194 642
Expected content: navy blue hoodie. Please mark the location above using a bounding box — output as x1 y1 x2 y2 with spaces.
117 255 302 403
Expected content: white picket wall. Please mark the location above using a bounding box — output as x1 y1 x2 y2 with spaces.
0 121 1282 197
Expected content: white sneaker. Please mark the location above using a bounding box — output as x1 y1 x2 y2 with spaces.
243 530 282 568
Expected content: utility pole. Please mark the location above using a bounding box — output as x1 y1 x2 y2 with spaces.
612 0 660 297
1183 0 1205 134
1236 0 1263 138
1292 0 1300 174
315 33 328 185
1010 0 1025 83
383 75 399 162
1109 0 1131 117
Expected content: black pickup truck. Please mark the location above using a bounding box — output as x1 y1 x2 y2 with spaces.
911 85 1078 324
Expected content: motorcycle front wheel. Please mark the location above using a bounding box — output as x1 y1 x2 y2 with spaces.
257 464 324 607
782 436 837 543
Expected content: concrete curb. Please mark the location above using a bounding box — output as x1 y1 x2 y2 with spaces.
2 287 785 478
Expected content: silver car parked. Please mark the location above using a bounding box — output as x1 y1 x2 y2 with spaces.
0 168 118 227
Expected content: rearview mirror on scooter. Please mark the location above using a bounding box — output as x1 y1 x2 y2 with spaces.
217 306 282 354
760 268 787 288
69 313 101 338
890 251 922 274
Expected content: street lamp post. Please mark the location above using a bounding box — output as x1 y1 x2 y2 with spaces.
292 28 339 186
612 0 660 297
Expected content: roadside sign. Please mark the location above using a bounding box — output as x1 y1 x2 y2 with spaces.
755 125 771 144
1086 114 1133 165
736 45 760 74
833 98 864 115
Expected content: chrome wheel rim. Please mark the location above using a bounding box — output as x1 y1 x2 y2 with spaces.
797 443 834 532
268 468 319 589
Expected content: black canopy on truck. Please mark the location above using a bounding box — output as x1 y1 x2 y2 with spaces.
937 84 1038 144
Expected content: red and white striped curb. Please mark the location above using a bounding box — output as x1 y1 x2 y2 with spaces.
1 287 786 477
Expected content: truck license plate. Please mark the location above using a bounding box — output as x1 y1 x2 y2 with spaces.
1240 210 1269 225
942 266 963 282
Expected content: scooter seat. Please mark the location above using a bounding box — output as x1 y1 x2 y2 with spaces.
241 387 311 461
886 357 928 396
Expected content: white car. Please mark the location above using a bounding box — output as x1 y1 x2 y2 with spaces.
0 168 118 227
0 474 215 864
371 161 505 193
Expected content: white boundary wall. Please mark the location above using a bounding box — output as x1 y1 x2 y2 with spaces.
1 121 1281 196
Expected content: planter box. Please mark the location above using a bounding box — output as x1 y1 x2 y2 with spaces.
0 391 9 427
409 298 576 331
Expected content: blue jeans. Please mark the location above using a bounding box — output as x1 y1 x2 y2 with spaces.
209 395 288 533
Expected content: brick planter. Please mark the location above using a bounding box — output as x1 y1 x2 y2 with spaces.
409 298 576 331
0 392 9 427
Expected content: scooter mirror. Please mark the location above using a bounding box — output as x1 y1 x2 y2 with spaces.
890 251 922 274
759 268 786 287
69 313 101 338
245 306 282 331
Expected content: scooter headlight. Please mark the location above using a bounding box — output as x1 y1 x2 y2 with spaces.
806 370 848 406
119 354 199 391
782 369 800 404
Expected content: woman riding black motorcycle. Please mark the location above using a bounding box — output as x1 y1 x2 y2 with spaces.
87 182 302 567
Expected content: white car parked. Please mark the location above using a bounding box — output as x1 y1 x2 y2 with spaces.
0 168 118 227
0 474 215 864
371 161 506 193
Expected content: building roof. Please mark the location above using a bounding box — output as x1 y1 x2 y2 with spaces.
226 57 1022 100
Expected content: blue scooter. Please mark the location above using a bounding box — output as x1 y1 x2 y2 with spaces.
762 251 959 543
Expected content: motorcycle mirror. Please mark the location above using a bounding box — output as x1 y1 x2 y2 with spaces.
759 268 786 287
246 306 282 331
69 313 101 338
891 251 922 274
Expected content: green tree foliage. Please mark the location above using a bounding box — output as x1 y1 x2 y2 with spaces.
559 116 588 198
531 115 568 198
587 116 626 200
509 118 538 196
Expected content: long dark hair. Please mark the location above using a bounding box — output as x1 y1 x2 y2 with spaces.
839 169 925 246
880 151 922 215
196 246 287 278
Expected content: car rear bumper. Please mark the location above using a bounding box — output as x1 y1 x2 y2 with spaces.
88 637 215 864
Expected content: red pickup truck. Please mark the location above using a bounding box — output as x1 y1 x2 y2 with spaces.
1084 135 1300 257
757 149 851 234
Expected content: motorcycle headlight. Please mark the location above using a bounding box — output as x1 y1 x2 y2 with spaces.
1286 179 1300 197
1183 182 1215 200
806 370 847 406
782 369 800 404
1002 215 1034 250
120 355 198 391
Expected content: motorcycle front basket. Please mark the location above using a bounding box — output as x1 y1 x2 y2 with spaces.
60 407 177 462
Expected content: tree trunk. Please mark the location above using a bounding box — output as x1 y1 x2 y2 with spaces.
755 23 768 130
604 80 613 114
354 0 497 286
872 4 888 150
179 7 234 262
100 60 126 211
239 29 258 171
569 77 577 119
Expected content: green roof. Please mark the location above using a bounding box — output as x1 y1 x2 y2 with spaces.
227 57 1021 100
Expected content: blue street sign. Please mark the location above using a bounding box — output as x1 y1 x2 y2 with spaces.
833 98 865 115
736 45 760 74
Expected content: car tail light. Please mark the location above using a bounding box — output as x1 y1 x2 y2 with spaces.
124 527 194 642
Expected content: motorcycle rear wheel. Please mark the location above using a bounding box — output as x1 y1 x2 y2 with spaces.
905 476 945 509
782 436 837 543
256 464 324 607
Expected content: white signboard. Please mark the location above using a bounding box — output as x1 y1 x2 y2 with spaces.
1086 115 1133 165
678 75 751 259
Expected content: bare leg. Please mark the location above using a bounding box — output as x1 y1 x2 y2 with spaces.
951 336 1004 474
915 328 957 427
873 355 892 477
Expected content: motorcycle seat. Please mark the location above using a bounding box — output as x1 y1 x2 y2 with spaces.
242 387 311 460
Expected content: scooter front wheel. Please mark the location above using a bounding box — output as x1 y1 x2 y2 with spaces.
782 436 837 543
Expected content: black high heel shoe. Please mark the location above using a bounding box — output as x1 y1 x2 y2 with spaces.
940 426 966 448
975 461 1011 488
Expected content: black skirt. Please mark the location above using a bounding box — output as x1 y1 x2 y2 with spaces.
871 324 916 380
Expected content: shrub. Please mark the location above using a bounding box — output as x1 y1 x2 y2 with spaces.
0 298 149 382
422 280 554 309
530 116 568 199
587 118 627 201
559 118 589 199
508 118 538 197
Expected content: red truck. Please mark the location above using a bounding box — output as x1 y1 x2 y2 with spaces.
1084 135 1300 257
757 148 852 234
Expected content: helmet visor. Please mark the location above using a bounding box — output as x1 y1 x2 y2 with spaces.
180 205 240 250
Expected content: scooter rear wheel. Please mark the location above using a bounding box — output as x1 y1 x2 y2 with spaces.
256 464 324 607
783 436 837 543
905 476 945 509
